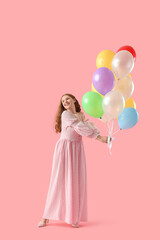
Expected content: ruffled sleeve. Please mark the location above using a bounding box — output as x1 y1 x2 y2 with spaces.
61 110 100 139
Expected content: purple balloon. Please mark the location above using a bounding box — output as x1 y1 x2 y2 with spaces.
92 67 115 95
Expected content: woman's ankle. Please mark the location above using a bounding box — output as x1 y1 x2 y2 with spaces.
41 218 47 222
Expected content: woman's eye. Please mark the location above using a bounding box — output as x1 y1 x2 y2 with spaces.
62 97 70 103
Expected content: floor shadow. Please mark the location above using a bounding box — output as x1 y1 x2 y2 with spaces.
83 219 119 227
45 219 119 228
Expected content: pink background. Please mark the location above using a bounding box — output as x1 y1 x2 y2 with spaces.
1 0 160 239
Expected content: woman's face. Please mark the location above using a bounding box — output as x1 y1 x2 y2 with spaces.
61 95 76 111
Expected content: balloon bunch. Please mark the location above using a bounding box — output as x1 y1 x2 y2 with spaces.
82 46 139 155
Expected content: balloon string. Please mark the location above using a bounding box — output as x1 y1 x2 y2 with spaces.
111 119 114 133
107 119 114 155
112 128 120 136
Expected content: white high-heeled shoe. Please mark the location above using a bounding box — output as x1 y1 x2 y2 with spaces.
38 219 49 227
72 224 79 228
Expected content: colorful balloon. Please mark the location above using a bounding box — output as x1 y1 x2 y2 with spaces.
82 91 104 118
112 50 134 79
96 50 115 71
117 45 136 60
102 91 125 122
99 112 110 124
92 67 115 96
113 75 134 100
112 73 132 91
91 83 104 98
118 107 139 129
125 97 136 109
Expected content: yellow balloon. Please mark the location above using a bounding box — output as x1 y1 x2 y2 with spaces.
128 73 132 78
96 50 115 71
125 97 136 109
91 83 104 98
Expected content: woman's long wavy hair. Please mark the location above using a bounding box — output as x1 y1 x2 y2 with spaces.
54 93 81 133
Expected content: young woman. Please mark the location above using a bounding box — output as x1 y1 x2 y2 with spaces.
38 93 110 228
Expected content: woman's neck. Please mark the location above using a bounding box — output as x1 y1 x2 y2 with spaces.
67 108 77 114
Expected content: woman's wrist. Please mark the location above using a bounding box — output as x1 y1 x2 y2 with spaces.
96 135 101 141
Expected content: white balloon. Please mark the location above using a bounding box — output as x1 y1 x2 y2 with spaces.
112 50 134 79
99 112 110 124
113 75 134 100
102 91 125 121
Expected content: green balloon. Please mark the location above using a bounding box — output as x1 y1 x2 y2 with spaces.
82 91 104 118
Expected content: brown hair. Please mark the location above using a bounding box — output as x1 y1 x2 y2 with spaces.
54 93 81 133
